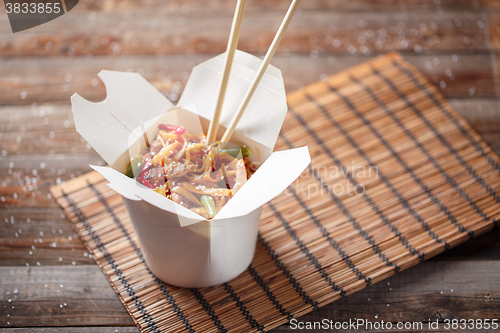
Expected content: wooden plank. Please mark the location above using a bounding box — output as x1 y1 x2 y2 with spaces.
0 53 496 105
0 2 497 331
4 100 495 158
430 227 500 261
0 260 497 328
0 154 103 207
483 0 500 10
0 154 101 174
271 260 500 331
1 99 497 155
448 98 500 156
1 96 498 209
489 13 500 50
0 265 135 327
0 104 99 155
76 0 485 12
0 10 488 57
0 207 95 266
0 323 491 333
495 53 500 97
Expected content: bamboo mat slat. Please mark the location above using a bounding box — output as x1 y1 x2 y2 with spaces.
50 52 500 333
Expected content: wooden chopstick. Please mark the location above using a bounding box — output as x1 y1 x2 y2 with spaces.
206 0 248 143
221 0 301 143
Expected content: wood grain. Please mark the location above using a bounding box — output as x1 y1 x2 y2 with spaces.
0 265 135 327
43 54 500 332
1 0 499 331
448 99 500 156
1 95 499 269
0 207 95 266
0 53 496 105
0 9 489 57
0 258 498 328
1 99 498 156
488 13 500 49
69 0 486 12
273 261 500 332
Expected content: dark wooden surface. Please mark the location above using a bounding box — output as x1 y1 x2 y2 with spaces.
0 0 499 332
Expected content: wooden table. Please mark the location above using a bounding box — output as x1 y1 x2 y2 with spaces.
1 1 499 331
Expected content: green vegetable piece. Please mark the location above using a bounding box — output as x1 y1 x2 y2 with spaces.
222 146 251 158
131 155 144 175
125 154 144 178
200 195 217 219
125 163 134 178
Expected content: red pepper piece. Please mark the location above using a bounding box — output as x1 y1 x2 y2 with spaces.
138 157 157 188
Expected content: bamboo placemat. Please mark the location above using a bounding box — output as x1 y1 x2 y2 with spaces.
50 52 500 332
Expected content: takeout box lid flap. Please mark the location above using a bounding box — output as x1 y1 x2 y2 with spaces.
91 146 310 225
72 51 287 167
178 50 287 151
71 70 175 167
70 52 306 224
91 165 207 225
214 146 311 220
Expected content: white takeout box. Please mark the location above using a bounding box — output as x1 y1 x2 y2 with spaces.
71 50 311 288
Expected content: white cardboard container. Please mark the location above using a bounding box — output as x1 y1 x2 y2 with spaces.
71 50 311 288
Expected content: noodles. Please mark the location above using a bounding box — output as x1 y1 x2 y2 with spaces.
171 185 202 206
125 124 254 219
178 181 232 197
151 141 183 166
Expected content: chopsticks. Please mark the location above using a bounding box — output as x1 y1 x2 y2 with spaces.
208 0 301 143
206 0 247 144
